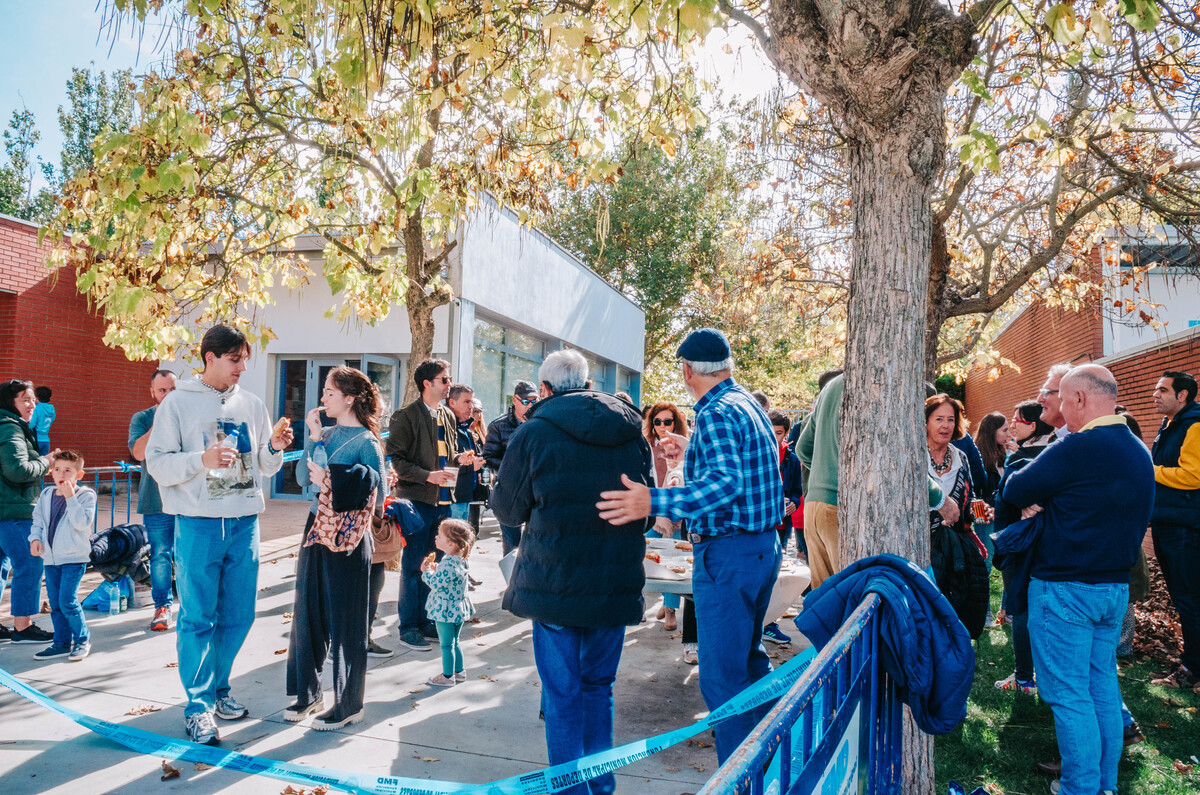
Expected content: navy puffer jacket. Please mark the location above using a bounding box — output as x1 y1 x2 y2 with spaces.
491 389 652 628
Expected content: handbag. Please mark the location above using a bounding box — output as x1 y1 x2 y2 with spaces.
305 484 375 552
371 502 406 564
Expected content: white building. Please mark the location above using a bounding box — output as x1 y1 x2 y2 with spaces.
222 202 645 500
1100 227 1200 357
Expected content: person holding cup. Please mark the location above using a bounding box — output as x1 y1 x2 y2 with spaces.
385 358 460 652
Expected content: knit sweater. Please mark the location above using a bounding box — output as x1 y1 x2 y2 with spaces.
297 425 386 515
1002 416 1154 584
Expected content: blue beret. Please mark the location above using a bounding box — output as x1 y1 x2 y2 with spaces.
676 328 731 363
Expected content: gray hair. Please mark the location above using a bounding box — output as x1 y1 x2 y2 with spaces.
1047 362 1074 380
1063 364 1119 401
681 357 735 377
539 350 589 392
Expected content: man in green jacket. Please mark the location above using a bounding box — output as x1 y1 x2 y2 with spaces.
386 358 461 651
797 373 842 588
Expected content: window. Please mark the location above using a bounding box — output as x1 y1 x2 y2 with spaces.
473 319 545 422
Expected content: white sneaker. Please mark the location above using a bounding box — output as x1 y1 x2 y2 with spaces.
683 643 698 665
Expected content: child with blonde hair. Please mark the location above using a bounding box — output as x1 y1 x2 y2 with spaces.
420 518 475 686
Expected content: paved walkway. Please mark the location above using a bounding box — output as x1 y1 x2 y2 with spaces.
0 501 809 794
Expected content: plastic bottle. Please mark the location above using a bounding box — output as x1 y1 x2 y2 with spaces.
120 592 128 612
207 429 240 477
109 584 121 616
310 440 327 492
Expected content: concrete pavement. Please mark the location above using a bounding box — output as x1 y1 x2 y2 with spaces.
0 501 809 794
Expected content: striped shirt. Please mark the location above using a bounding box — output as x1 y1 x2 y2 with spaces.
436 410 451 505
649 378 784 537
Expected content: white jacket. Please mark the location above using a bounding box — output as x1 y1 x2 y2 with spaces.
28 485 97 566
145 378 283 518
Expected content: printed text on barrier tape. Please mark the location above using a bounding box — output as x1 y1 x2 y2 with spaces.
0 647 813 794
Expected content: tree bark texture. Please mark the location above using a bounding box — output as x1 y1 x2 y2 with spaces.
766 1 975 791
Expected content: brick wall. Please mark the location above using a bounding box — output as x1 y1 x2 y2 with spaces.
1099 330 1200 445
0 214 157 468
962 299 1104 428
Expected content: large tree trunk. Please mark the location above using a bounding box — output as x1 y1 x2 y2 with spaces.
925 216 953 381
402 212 441 407
765 1 975 790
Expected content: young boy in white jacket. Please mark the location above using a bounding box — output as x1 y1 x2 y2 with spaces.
28 449 96 662
145 325 293 746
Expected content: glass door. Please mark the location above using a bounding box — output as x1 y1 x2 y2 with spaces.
362 355 400 419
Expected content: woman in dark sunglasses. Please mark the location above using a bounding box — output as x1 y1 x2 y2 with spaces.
641 401 691 642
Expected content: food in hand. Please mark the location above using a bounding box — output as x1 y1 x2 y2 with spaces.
272 417 291 437
425 552 437 566
645 551 661 563
674 541 693 551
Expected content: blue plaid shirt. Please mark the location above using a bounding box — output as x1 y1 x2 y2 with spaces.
649 378 784 537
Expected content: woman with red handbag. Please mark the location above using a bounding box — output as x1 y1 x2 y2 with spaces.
285 367 386 730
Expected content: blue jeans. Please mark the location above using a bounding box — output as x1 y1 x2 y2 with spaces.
1029 578 1126 795
174 515 259 717
532 623 625 795
500 523 522 556
450 503 470 522
436 620 464 677
399 502 447 633
0 518 42 617
692 530 782 763
977 521 995 575
45 563 89 645
646 526 680 610
143 513 177 609
1152 523 1200 674
37 440 50 456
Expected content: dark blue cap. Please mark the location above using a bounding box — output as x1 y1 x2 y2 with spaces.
676 328 731 363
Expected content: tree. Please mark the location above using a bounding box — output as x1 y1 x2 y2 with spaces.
56 65 138 186
49 0 709 405
0 106 55 221
541 122 765 375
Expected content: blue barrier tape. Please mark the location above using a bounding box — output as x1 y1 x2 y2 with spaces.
0 646 815 794
116 430 392 470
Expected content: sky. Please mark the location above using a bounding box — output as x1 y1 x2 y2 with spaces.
0 1 782 189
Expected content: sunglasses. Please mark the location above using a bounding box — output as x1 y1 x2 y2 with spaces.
436 376 453 384
652 418 675 427
518 397 538 406
1038 388 1059 399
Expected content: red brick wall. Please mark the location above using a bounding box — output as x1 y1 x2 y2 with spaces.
962 300 1104 428
0 214 157 468
1100 331 1200 446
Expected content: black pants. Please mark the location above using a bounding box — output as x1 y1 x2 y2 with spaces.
286 513 371 719
681 596 697 644
368 562 385 624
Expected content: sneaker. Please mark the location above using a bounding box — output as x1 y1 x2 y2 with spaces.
1151 665 1198 689
33 643 72 661
453 672 466 683
683 643 699 665
367 639 393 658
69 640 91 661
214 696 248 721
149 606 172 632
762 623 792 645
1124 721 1146 746
427 673 455 687
283 697 325 723
397 630 432 651
995 673 1037 695
0 624 13 643
185 712 220 746
10 624 54 644
312 708 363 731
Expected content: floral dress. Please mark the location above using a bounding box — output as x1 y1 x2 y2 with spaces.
422 554 475 624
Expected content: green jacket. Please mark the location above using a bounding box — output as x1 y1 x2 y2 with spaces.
798 373 842 506
0 408 50 520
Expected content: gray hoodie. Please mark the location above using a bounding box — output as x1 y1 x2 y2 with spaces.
28 484 97 566
145 377 283 518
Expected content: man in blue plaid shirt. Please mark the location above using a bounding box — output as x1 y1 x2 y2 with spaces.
598 328 784 763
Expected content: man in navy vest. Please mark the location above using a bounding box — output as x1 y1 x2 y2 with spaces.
1150 370 1200 689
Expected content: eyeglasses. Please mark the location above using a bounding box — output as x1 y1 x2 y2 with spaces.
1038 388 1059 399
652 418 675 427
518 397 538 406
436 376 453 384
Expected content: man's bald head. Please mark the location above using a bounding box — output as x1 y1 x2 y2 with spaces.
1060 364 1119 431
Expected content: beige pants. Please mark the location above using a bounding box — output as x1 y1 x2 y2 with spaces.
803 501 839 588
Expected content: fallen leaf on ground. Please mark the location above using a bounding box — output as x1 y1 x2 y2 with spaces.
478 674 498 682
686 739 713 748
194 762 213 771
422 757 440 762
1173 759 1194 774
161 760 181 780
473 631 483 638
1157 721 1173 729
281 612 293 624
467 617 481 623
126 704 162 716
281 786 329 795
408 688 423 693
664 766 680 772
274 649 287 655
164 662 178 668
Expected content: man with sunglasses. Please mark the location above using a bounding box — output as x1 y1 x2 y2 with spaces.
482 380 538 555
387 358 460 651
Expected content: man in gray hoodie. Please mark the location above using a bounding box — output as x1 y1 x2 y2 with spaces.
146 324 293 746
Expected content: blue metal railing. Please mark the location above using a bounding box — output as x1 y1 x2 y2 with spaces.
44 465 137 533
700 593 901 794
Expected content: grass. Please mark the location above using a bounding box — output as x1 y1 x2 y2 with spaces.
935 574 1200 795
